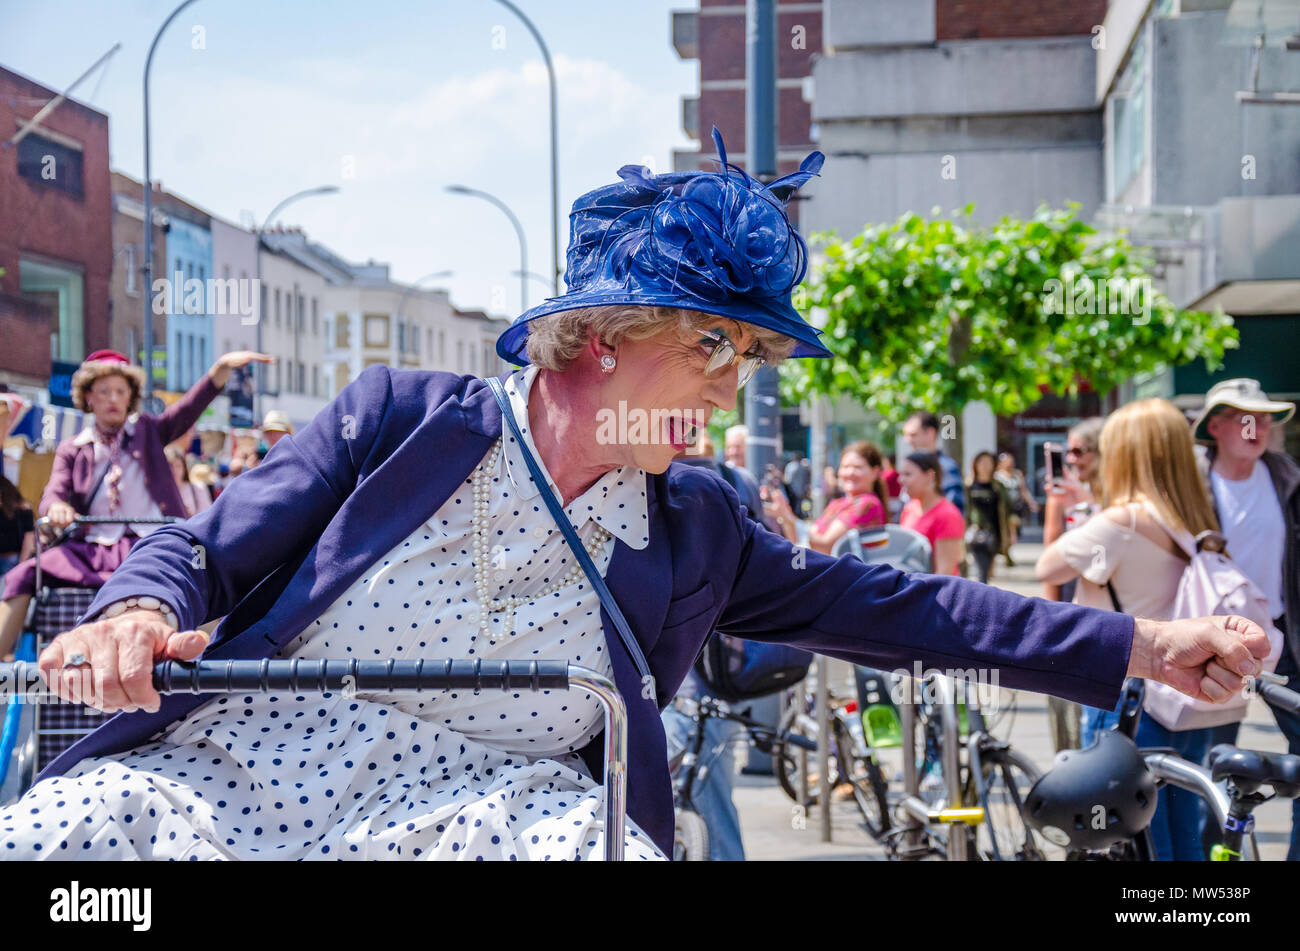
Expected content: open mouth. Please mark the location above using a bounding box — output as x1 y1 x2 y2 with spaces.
667 416 700 450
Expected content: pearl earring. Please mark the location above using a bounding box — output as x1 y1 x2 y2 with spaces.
600 354 616 373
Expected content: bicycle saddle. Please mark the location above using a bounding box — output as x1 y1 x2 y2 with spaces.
1021 730 1157 851
1208 744 1300 798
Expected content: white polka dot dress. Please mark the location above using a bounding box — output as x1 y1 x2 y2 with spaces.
0 368 663 861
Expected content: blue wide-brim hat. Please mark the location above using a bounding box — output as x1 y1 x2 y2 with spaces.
496 127 831 365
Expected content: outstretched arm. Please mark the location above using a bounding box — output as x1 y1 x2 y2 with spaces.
712 478 1266 710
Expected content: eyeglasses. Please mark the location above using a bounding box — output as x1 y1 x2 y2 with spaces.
1065 447 1093 457
697 329 766 388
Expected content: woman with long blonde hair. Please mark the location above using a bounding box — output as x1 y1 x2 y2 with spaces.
1037 399 1219 860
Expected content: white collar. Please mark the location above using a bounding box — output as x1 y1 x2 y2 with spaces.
74 418 135 446
500 366 650 551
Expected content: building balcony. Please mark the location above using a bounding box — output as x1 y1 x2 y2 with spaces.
824 0 935 52
681 95 699 141
672 10 698 60
813 36 1098 122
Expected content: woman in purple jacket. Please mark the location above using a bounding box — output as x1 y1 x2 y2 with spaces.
0 132 1269 861
0 349 269 658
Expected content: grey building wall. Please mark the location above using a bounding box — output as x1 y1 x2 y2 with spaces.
806 35 1104 237
1151 12 1300 206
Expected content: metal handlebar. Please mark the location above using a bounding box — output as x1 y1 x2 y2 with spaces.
0 658 628 861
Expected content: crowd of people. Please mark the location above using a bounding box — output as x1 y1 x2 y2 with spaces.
690 382 1296 862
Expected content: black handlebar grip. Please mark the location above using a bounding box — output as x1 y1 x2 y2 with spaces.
151 658 571 695
1257 679 1300 715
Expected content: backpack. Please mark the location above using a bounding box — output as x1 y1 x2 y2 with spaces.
1133 502 1284 731
691 462 813 702
693 634 812 703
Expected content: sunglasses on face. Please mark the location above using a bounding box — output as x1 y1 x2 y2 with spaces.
1065 447 1093 457
697 328 766 388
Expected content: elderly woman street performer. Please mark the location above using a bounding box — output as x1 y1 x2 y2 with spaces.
0 130 1268 860
0 349 271 660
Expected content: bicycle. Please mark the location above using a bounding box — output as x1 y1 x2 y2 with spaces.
1023 675 1300 861
886 670 1046 861
773 675 892 840
668 692 820 860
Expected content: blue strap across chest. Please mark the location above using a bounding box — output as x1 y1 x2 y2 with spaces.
485 376 652 681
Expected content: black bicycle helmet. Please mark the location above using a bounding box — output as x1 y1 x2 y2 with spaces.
1021 730 1157 851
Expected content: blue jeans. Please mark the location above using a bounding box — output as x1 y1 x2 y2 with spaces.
1081 689 1211 861
1205 645 1300 860
662 706 745 861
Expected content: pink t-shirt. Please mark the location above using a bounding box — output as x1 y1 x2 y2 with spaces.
900 497 965 575
815 492 886 535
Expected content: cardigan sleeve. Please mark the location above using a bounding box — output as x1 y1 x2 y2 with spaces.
709 476 1135 709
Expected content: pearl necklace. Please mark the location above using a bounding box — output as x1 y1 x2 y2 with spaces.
471 438 612 643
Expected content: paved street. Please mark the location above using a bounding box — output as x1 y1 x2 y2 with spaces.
730 539 1295 861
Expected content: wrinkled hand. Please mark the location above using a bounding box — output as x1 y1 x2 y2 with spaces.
38 609 210 714
1130 616 1270 702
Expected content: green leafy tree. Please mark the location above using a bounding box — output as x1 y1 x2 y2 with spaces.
782 203 1238 458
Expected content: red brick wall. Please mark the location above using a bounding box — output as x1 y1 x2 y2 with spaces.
936 0 1106 40
0 67 113 382
697 86 813 153
107 173 169 361
699 7 822 83
0 293 52 381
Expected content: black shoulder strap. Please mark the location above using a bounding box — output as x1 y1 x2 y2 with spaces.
1106 580 1124 614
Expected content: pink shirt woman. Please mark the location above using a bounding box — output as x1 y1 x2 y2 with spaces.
808 441 889 555
898 451 965 575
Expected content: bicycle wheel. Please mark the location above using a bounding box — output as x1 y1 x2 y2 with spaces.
775 712 847 807
673 806 710 861
966 746 1045 861
832 718 891 840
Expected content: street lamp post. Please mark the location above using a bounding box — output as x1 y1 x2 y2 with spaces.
253 186 340 421
512 269 553 295
491 0 559 297
142 0 203 406
445 185 528 315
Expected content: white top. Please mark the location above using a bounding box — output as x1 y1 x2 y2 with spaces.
73 420 166 544
1057 502 1187 620
1 367 665 860
1211 460 1286 619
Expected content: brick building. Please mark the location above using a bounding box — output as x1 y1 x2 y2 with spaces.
107 171 168 368
671 0 823 214
0 65 113 394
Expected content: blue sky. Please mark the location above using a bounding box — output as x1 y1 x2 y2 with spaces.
1 0 699 318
